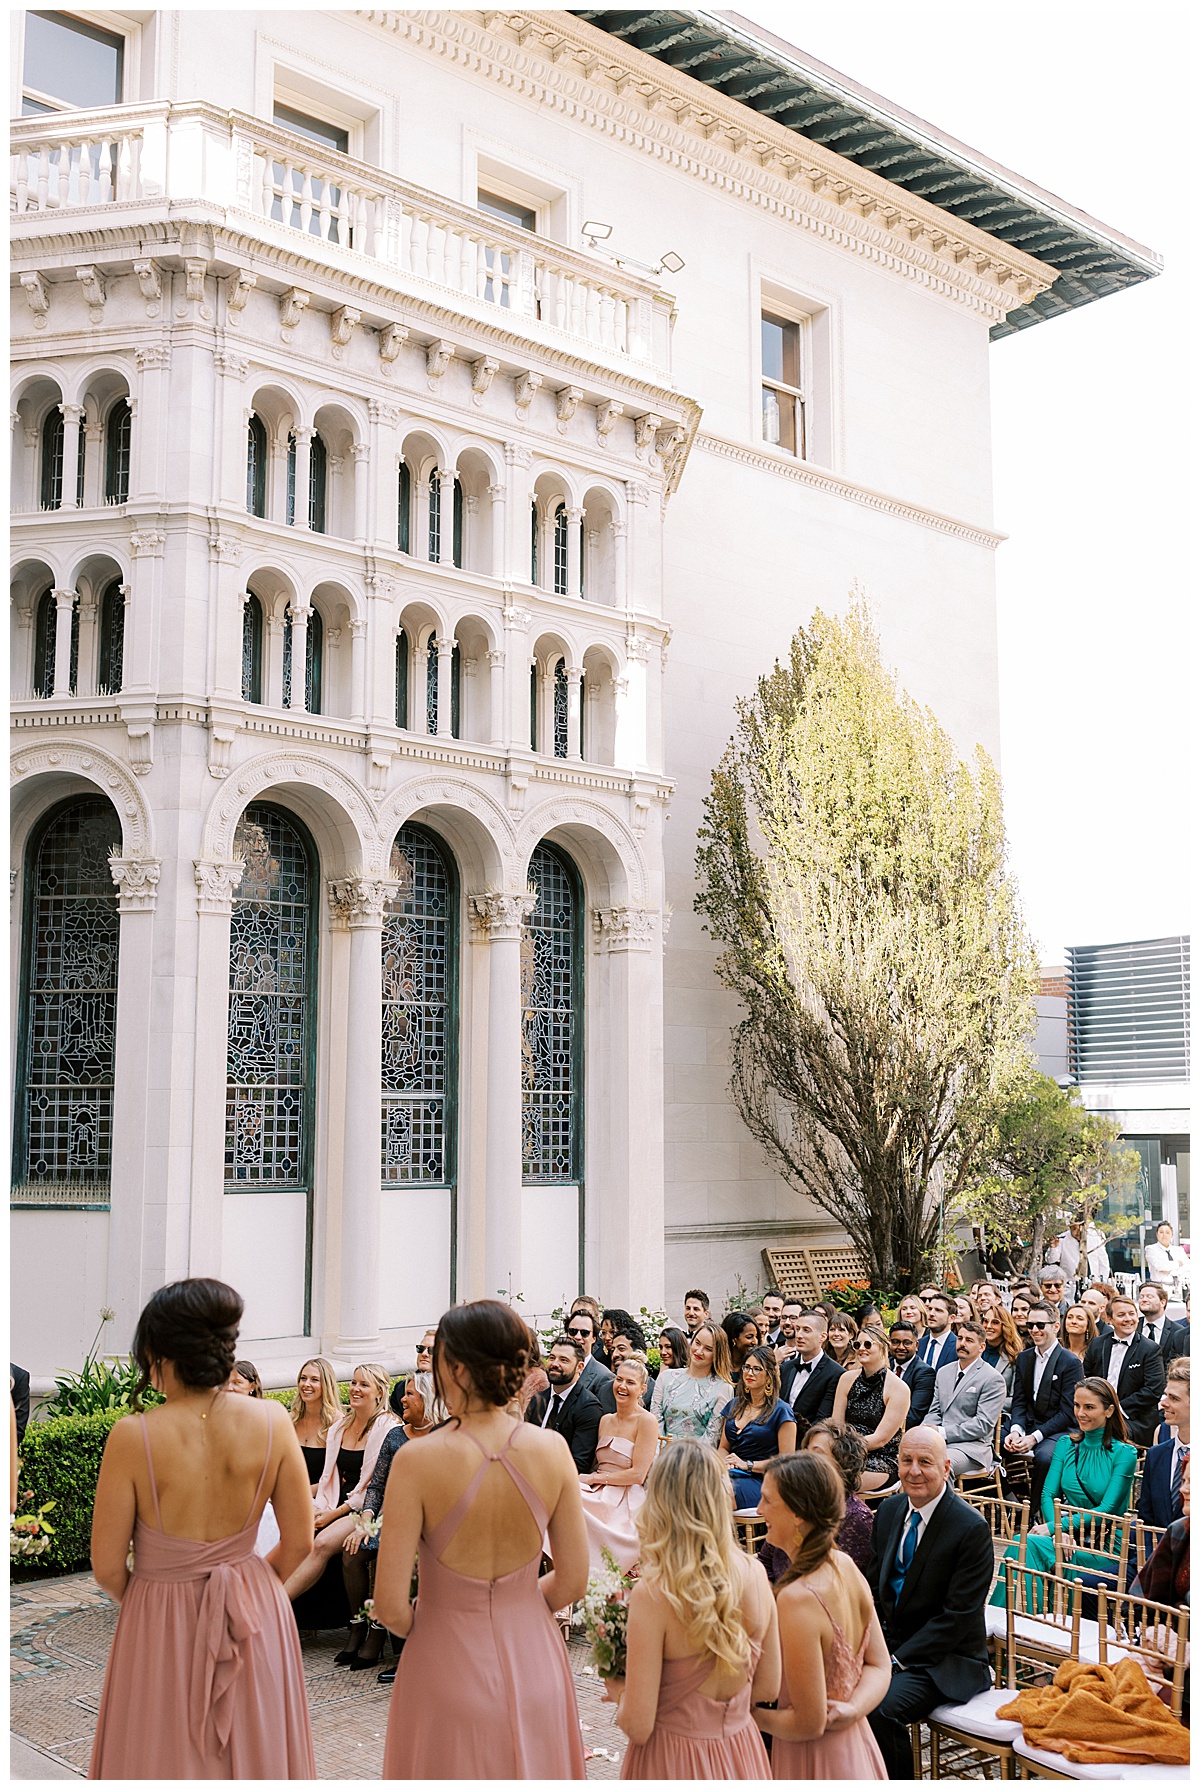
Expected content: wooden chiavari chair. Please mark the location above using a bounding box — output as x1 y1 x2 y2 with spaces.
1049 1500 1131 1596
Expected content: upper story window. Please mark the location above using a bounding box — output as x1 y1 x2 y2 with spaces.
761 311 807 458
272 102 349 156
22 12 124 115
477 189 536 233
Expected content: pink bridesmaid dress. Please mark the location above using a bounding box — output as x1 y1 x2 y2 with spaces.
580 1435 646 1573
769 1585 886 1779
89 1417 315 1780
382 1425 585 1779
621 1642 772 1780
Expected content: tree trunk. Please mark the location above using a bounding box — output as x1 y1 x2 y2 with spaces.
1028 1212 1047 1282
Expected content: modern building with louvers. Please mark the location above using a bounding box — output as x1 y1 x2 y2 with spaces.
9 8 1160 1380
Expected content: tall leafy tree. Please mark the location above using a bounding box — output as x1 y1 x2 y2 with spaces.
694 600 1038 1291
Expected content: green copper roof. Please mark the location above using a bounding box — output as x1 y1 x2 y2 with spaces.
573 8 1161 340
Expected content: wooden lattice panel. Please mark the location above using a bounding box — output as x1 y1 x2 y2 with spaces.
762 1244 867 1304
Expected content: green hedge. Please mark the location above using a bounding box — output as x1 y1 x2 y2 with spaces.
17 1409 123 1575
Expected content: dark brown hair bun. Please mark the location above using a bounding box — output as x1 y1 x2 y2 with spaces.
434 1300 532 1410
132 1278 243 1402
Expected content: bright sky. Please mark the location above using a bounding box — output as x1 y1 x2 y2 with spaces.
731 2 1192 965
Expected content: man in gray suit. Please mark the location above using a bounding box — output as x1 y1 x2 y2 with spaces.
926 1320 1006 1477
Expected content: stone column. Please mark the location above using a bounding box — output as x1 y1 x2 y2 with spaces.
593 905 666 1307
287 605 309 711
265 613 286 708
189 859 245 1278
351 442 369 542
470 892 535 1302
434 466 457 565
52 589 75 695
413 637 431 734
367 400 400 549
329 877 394 1351
565 506 583 598
487 649 506 746
435 634 455 736
105 854 163 1343
76 591 99 698
349 618 367 721
292 426 314 530
565 665 584 761
537 664 554 756
487 482 506 579
82 419 104 508
612 519 629 607
414 472 430 561
59 404 82 510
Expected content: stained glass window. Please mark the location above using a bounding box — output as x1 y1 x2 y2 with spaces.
428 474 442 562
521 843 581 1181
41 406 64 511
225 806 315 1191
97 581 124 694
382 825 456 1186
241 594 263 704
553 503 568 595
398 461 411 553
452 478 463 568
13 797 121 1206
246 414 267 516
425 637 438 734
282 605 322 713
33 591 56 697
104 398 131 503
553 658 568 758
285 432 296 525
308 432 327 533
395 628 409 727
76 415 87 507
530 500 539 585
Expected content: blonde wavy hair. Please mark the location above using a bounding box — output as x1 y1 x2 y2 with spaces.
635 1440 752 1678
292 1357 342 1440
353 1362 391 1426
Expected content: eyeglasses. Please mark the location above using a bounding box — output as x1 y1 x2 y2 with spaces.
566 1325 591 1338
416 1344 433 1355
852 1340 877 1353
1027 1320 1053 1331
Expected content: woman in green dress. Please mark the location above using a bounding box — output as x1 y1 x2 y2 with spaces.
992 1376 1136 1604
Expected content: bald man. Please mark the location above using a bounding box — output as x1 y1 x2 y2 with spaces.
865 1427 994 1779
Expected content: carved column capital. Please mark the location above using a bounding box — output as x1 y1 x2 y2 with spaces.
327 876 396 929
592 905 657 952
109 854 161 913
195 858 245 915
469 890 536 939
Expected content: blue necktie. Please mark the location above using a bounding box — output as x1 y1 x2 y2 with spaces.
1171 1447 1189 1519
889 1508 920 1605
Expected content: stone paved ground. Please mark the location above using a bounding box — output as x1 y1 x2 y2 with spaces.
10 1572 626 1780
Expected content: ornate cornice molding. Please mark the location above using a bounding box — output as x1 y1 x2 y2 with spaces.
361 10 1053 325
694 433 1005 549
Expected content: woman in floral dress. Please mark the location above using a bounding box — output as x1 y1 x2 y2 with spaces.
650 1324 733 1443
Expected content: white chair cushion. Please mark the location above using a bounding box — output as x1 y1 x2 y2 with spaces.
928 1688 1021 1741
1013 1735 1190 1779
987 1611 1101 1661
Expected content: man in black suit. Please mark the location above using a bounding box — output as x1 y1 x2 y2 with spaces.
1136 1282 1188 1365
1083 1295 1167 1446
10 1363 30 1447
1137 1362 1189 1528
525 1336 602 1472
1003 1302 1085 1502
888 1321 936 1427
759 1288 786 1348
779 1309 843 1436
866 1427 994 1778
564 1310 617 1414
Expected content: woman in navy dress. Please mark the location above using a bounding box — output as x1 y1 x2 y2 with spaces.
718 1347 796 1509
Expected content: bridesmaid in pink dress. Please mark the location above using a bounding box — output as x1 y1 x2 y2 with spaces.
753 1452 890 1778
607 1440 780 1778
374 1299 589 1779
579 1357 658 1573
88 1278 316 1779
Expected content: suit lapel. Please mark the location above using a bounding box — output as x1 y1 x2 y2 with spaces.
879 1498 904 1598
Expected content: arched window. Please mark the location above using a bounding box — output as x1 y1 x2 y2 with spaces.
382 824 458 1190
521 842 582 1183
397 461 411 554
452 478 464 568
104 398 131 504
394 628 409 727
285 432 297 525
97 580 124 694
530 662 538 750
33 591 57 697
425 634 438 732
530 500 539 585
451 642 461 739
428 472 442 562
246 414 267 517
553 658 568 758
41 406 64 511
282 605 322 713
308 432 327 533
241 594 264 704
75 415 86 507
13 796 121 1207
553 503 568 595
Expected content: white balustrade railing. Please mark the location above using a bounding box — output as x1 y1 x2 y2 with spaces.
11 103 674 374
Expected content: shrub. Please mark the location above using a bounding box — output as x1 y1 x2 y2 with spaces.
17 1410 123 1574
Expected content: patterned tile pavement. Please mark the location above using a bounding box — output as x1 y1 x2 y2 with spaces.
10 1573 627 1779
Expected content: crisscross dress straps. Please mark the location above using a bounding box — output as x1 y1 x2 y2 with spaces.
426 1423 550 1559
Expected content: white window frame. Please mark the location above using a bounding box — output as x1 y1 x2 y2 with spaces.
256 41 389 166
17 9 140 116
464 130 580 244
754 270 841 474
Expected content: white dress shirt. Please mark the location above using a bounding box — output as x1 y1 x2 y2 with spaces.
542 1374 581 1426
906 1480 950 1549
1105 1337 1131 1392
1031 1341 1057 1401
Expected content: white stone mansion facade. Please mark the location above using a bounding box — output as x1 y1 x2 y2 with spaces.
10 9 1156 1380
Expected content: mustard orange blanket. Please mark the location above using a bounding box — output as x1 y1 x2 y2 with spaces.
997 1657 1189 1765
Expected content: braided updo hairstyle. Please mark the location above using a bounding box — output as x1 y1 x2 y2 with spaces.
433 1300 532 1413
131 1278 243 1405
763 1450 845 1588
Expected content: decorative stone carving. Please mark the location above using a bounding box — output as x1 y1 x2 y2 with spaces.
426 339 455 387
555 385 583 431
211 349 247 379
130 530 165 557
468 890 536 938
225 268 256 321
108 855 161 913
76 265 106 321
330 305 360 354
596 398 624 443
593 906 656 952
514 370 542 418
327 876 395 928
133 259 161 315
183 257 209 306
194 858 245 915
20 271 49 328
634 412 663 454
471 354 500 404
279 288 310 332
378 322 408 369
135 344 172 372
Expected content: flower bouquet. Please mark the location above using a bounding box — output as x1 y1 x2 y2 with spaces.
11 1497 56 1560
582 1546 638 1678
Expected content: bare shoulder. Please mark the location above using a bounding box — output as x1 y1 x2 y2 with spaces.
635 1406 658 1432
104 1412 144 1456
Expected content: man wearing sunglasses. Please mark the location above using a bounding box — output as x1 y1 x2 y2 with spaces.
562 1310 617 1414
1003 1300 1084 1502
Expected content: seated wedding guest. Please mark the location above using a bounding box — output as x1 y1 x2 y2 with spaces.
925 1321 1006 1478
651 1322 734 1444
973 1282 1003 1318
825 1311 858 1366
525 1335 603 1473
569 1294 603 1338
1083 1294 1167 1446
760 1289 786 1348
599 1308 645 1367
1062 1301 1098 1363
291 1358 342 1490
887 1321 936 1428
723 1311 761 1379
832 1326 910 1491
682 1288 711 1337
918 1284 942 1304
719 1346 797 1508
992 1377 1136 1599
1155 1354 1189 1444
339 1372 436 1677
579 1357 658 1573
1038 1266 1071 1317
1080 1284 1114 1336
607 1441 779 1777
229 1359 263 1397
1009 1287 1034 1346
656 1326 690 1375
755 1452 889 1778
518 1332 549 1415
89 1278 316 1779
953 1294 981 1326
564 1308 617 1414
1137 1281 1189 1363
610 1331 655 1410
896 1294 928 1343
864 1427 994 1780
780 1309 844 1436
285 1363 398 1600
1131 1455 1189 1607
761 1425 877 1581
981 1305 1023 1408
374 1300 588 1779
1004 1301 1085 1502
1138 1359 1189 1527
773 1298 804 1363
917 1294 959 1372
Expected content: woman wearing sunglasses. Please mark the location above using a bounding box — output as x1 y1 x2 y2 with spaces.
829 1327 910 1491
